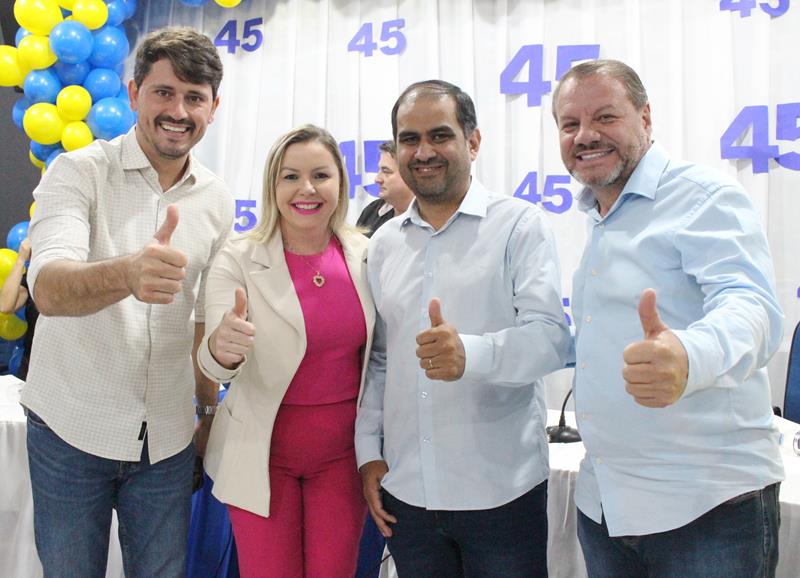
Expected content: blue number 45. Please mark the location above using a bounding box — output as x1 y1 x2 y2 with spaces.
214 18 264 55
348 19 406 57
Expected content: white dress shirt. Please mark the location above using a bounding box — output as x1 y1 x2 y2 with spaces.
355 180 571 510
21 128 234 463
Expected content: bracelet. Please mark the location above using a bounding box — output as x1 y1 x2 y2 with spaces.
195 405 217 416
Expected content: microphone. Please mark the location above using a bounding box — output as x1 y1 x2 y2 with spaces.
547 388 582 443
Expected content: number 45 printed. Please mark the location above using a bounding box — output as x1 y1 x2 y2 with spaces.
214 18 265 55
348 19 407 57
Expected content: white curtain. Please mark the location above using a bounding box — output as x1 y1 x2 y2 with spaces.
129 0 800 407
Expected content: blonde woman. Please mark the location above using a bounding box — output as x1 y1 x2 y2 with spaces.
198 125 374 577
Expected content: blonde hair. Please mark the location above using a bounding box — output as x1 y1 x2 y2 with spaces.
249 125 353 243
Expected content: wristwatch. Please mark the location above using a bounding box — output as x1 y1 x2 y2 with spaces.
195 405 217 416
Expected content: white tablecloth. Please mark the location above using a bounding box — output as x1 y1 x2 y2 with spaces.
2 377 799 577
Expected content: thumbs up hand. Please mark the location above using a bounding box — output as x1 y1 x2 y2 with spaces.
126 205 189 304
415 298 466 381
209 287 256 369
622 289 689 408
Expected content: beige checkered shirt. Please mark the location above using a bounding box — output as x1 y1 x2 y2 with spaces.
21 128 234 463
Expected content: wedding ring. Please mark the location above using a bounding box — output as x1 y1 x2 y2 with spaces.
428 358 433 369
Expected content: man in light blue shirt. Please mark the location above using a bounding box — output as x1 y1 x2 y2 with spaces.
355 80 571 577
553 59 784 578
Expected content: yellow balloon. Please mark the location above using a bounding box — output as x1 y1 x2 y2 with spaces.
29 150 45 169
71 0 108 30
30 202 37 220
13 0 64 36
57 85 92 121
0 313 28 341
41 165 47 176
61 121 94 151
0 46 26 87
0 249 19 286
18 34 58 70
23 103 65 145
58 0 75 8
215 0 242 7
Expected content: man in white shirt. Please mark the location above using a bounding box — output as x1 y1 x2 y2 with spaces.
22 27 233 577
355 80 571 577
554 59 783 578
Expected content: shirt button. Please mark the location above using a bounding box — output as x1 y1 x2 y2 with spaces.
420 391 428 399
585 315 592 323
591 270 598 277
596 458 604 465
423 436 431 443
580 362 587 369
425 271 433 278
580 412 588 419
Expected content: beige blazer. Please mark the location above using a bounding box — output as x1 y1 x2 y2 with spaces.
198 229 375 517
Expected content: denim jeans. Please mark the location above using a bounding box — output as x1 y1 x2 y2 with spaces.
383 480 548 578
27 411 194 578
577 483 781 578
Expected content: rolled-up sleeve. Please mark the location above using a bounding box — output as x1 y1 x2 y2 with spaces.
28 155 97 300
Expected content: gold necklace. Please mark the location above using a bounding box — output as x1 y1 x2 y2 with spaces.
285 239 332 288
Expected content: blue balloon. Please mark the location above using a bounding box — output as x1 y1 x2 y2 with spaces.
12 97 32 131
105 1 126 27
15 306 26 321
8 345 25 377
121 0 138 19
116 84 130 101
31 141 62 163
89 26 130 69
46 146 66 168
86 97 134 141
53 60 91 86
15 27 32 47
180 0 209 5
6 222 30 253
23 69 63 104
83 68 122 102
49 20 94 64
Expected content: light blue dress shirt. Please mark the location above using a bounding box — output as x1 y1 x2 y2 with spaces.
572 142 785 536
355 180 571 510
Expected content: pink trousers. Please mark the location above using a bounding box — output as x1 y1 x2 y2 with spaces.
228 399 367 578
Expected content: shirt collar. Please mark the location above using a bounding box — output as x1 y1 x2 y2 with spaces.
576 141 669 218
121 125 198 188
401 178 488 230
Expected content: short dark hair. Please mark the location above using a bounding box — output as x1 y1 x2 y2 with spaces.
391 80 478 139
134 27 224 99
552 59 648 118
378 140 396 157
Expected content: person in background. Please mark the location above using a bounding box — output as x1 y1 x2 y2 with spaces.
356 80 571 577
198 124 375 578
553 59 784 578
357 140 415 237
0 238 38 380
21 27 232 577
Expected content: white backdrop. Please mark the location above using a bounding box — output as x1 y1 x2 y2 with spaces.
127 0 800 409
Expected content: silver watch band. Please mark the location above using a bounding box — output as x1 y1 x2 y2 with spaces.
195 405 217 416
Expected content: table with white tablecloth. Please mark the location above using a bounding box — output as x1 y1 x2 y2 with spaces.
3 376 800 578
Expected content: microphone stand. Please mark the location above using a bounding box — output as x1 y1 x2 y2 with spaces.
547 388 582 443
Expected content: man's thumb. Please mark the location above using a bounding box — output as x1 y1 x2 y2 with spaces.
233 287 248 319
638 288 668 339
428 298 444 328
154 205 179 245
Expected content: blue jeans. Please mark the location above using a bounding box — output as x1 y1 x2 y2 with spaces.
383 481 548 578
27 411 194 578
577 483 781 578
